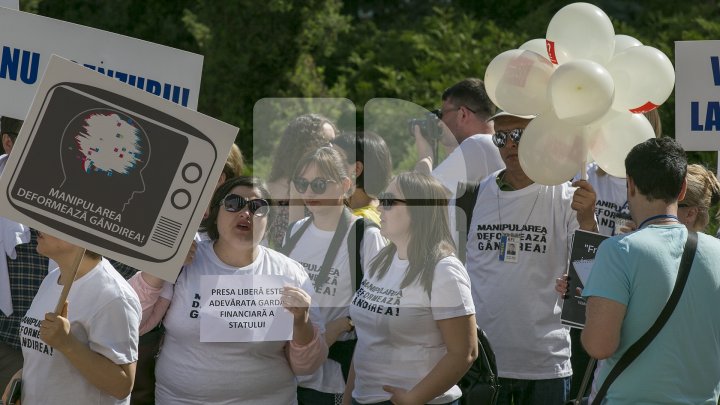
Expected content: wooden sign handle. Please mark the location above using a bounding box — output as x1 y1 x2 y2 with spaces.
54 247 85 314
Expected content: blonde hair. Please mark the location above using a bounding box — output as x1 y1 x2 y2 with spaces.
222 144 244 179
684 164 720 231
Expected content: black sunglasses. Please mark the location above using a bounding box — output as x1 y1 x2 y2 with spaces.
377 192 408 210
434 105 477 120
292 177 337 194
221 194 270 217
492 128 524 148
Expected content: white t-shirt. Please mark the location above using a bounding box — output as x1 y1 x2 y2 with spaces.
466 171 578 379
288 216 386 394
574 163 627 236
433 134 505 246
155 240 320 405
350 255 475 404
432 134 505 196
20 259 141 405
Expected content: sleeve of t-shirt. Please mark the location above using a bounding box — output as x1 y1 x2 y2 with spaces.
432 136 506 195
430 257 475 320
88 297 141 365
581 238 631 306
361 226 386 271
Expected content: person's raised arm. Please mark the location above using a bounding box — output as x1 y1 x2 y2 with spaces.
572 179 599 232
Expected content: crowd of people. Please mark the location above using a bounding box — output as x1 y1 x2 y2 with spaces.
2 77 720 405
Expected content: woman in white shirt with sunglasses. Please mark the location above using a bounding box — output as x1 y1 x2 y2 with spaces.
283 147 386 405
129 176 327 404
346 172 477 405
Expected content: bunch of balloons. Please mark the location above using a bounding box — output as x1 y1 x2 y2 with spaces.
484 2 674 184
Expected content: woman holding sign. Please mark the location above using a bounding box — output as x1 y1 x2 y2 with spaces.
129 176 327 404
1 234 141 405
345 172 478 405
282 146 386 405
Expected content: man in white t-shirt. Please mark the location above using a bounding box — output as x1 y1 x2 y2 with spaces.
414 78 505 195
465 112 598 405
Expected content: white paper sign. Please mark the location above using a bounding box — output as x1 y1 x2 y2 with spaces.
0 7 202 120
572 259 594 287
0 55 237 282
200 275 294 343
675 40 720 172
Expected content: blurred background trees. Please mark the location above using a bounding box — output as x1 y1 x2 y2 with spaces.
22 0 720 231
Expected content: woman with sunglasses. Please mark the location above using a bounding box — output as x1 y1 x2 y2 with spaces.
266 114 339 250
129 176 328 404
283 147 386 405
345 172 478 405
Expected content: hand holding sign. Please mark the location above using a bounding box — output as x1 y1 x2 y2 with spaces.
282 285 311 323
40 301 71 352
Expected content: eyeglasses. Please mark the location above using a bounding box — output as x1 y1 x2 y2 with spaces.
221 194 270 217
492 128 524 148
292 177 337 194
435 105 477 120
377 192 408 210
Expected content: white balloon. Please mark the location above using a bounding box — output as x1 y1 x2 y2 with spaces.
613 34 642 55
607 45 675 114
484 49 554 115
519 39 548 58
548 60 615 126
519 38 572 65
588 110 655 177
519 112 587 185
546 2 615 65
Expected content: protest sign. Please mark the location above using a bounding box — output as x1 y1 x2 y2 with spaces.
200 275 295 343
0 7 202 120
561 230 608 328
675 41 720 173
0 55 237 282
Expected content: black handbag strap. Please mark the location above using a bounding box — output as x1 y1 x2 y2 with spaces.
279 216 313 255
571 357 597 404
314 208 353 292
454 181 481 264
281 208 354 293
592 230 698 404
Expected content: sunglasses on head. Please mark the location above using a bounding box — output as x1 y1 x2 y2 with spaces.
220 194 270 217
292 177 337 194
377 192 408 210
492 128 524 148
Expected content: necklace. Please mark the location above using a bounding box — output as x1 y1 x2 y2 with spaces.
496 182 542 233
638 214 680 229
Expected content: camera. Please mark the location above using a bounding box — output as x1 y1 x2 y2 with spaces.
407 111 442 141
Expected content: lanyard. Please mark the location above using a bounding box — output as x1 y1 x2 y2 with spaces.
638 214 679 230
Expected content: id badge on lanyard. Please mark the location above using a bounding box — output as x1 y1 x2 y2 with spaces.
499 234 519 263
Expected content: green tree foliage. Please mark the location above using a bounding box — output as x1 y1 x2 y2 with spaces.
19 0 720 231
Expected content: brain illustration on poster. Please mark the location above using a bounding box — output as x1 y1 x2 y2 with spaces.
7 82 211 262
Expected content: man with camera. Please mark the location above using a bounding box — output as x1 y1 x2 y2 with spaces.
414 78 504 196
